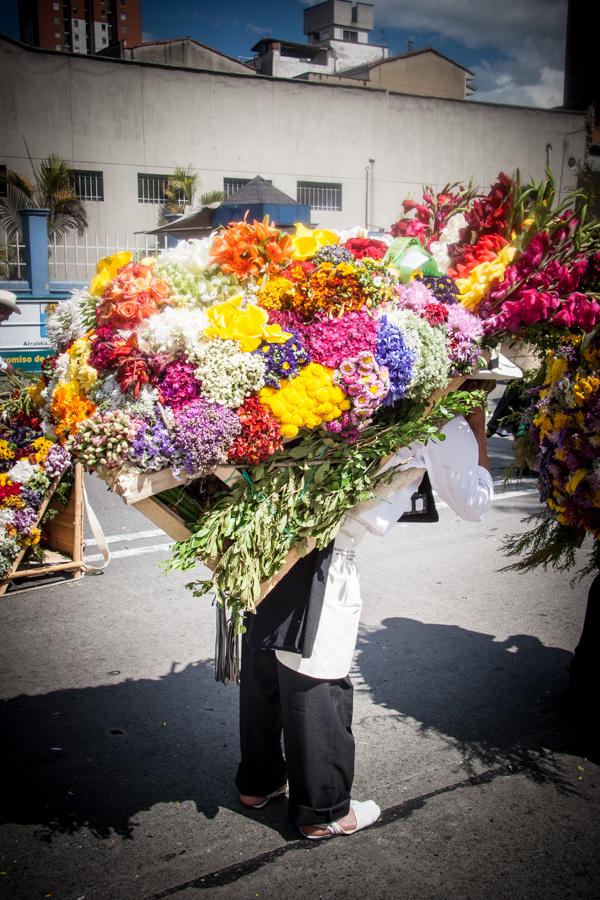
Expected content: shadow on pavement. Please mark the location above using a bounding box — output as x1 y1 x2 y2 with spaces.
0 659 240 840
357 617 578 784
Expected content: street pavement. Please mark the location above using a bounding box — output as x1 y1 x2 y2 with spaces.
1 431 598 900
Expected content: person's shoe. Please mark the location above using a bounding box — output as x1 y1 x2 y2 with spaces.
299 799 381 840
239 783 288 809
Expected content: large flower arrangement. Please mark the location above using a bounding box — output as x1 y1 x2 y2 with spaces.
503 330 600 579
36 216 489 627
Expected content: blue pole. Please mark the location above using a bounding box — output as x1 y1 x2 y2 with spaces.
20 208 50 295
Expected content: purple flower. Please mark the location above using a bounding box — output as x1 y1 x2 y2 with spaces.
130 416 176 471
44 444 71 478
172 399 241 475
20 487 43 509
13 507 38 532
445 305 484 374
376 317 415 405
312 244 354 265
415 275 460 304
256 330 309 387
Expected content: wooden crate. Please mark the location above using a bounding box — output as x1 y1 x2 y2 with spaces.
0 463 85 596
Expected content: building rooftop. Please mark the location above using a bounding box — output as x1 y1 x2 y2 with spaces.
224 176 298 206
341 46 475 77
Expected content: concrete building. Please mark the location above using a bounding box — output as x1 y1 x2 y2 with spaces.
252 0 387 78
98 37 254 75
0 34 585 239
17 0 141 54
300 48 474 100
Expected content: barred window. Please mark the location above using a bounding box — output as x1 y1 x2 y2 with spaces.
223 177 251 197
137 173 172 204
297 181 342 211
70 169 104 201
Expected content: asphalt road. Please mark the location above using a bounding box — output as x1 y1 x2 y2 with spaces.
1 432 598 900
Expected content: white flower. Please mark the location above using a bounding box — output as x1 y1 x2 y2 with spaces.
7 459 38 485
192 339 266 407
158 238 214 274
45 290 94 350
137 307 209 357
0 509 15 527
429 213 468 274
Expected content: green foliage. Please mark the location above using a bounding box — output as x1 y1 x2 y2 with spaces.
0 154 88 240
162 390 484 630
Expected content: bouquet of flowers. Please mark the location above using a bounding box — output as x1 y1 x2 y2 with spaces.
503 329 600 579
391 171 600 350
36 215 488 630
0 383 72 579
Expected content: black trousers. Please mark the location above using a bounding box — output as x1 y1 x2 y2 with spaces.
235 631 355 826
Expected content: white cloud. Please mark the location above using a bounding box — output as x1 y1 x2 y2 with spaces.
374 0 567 55
246 23 272 36
473 64 564 107
373 0 567 109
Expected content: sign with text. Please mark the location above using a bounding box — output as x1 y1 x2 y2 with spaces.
0 297 56 372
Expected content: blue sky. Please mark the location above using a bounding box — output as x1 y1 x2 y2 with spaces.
1 0 569 107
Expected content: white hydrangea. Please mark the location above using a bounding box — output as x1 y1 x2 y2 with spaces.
7 459 38 485
192 339 266 407
158 238 214 274
137 307 209 357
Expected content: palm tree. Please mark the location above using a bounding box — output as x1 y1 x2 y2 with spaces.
157 164 225 225
0 154 88 241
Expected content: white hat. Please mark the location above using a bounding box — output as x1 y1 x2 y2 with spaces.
472 348 523 381
0 289 22 315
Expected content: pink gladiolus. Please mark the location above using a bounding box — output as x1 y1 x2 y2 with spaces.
553 293 600 331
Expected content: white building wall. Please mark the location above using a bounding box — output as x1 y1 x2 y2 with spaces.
0 38 585 236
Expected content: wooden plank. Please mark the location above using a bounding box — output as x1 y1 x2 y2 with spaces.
130 497 193 542
114 463 242 505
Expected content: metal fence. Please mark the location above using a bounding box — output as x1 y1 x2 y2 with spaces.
48 233 170 282
0 233 26 281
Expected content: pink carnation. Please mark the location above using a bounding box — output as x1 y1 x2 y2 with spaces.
301 310 378 369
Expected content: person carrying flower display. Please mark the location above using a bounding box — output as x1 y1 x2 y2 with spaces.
36 170 600 839
235 370 495 839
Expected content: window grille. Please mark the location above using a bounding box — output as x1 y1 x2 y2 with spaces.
70 169 104 201
223 177 251 197
297 181 342 211
137 173 173 204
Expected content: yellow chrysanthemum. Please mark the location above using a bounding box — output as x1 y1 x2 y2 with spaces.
204 295 291 352
260 362 350 438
